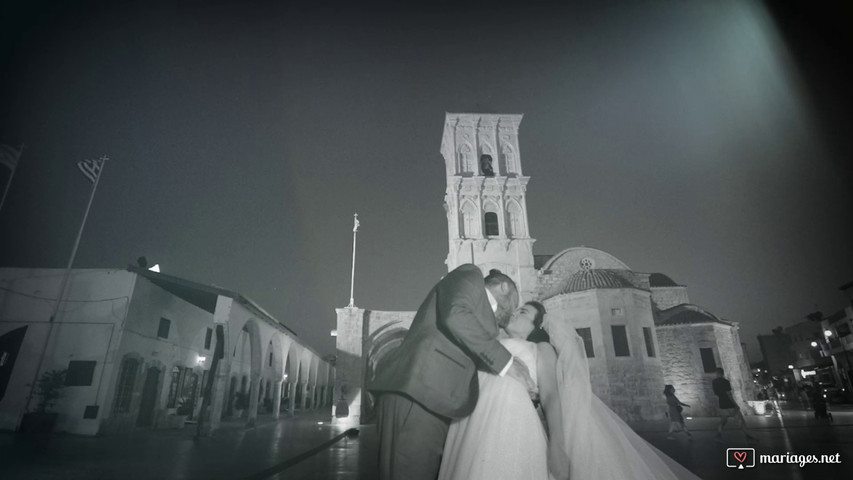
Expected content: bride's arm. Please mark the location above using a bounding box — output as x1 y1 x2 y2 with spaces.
537 343 570 480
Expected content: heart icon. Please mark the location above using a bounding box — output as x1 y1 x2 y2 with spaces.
733 451 747 463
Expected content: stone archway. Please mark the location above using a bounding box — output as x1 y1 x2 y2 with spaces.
362 322 407 422
268 332 291 417
286 345 302 416
298 350 312 410
227 318 262 425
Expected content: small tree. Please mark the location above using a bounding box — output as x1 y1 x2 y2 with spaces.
33 369 67 413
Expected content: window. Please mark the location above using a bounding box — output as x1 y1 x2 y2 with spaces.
502 143 517 174
700 347 717 373
459 144 474 173
643 327 656 357
182 372 199 401
611 307 623 316
65 360 96 386
167 366 184 408
158 318 171 339
204 328 213 350
484 212 499 236
576 327 595 358
113 358 138 413
611 325 630 357
269 351 273 367
462 202 478 238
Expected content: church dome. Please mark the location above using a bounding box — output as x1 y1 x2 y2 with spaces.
649 273 679 287
561 269 634 294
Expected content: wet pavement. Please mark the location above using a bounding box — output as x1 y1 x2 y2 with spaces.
0 412 351 480
1 404 852 479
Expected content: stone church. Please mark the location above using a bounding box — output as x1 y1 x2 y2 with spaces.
333 113 754 426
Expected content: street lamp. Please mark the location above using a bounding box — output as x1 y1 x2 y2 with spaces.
825 330 833 337
811 341 819 347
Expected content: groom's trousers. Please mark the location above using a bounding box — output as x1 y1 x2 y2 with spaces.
377 393 450 480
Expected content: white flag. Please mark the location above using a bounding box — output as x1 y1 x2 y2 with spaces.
77 158 103 183
0 144 20 170
353 214 360 232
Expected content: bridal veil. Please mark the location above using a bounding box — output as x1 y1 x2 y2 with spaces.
544 319 702 480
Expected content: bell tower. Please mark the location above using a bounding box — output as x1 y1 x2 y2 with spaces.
440 113 537 301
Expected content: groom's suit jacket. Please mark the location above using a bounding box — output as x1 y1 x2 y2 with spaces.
369 264 513 419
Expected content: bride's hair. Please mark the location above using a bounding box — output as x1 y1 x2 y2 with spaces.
524 301 550 343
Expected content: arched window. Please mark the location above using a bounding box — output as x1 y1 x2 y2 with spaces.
461 201 478 238
502 143 517 174
484 212 499 237
506 202 523 238
458 144 474 174
113 357 138 414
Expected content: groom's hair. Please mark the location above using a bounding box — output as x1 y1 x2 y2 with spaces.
484 269 516 290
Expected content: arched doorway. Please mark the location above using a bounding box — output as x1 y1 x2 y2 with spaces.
137 366 161 427
363 324 407 422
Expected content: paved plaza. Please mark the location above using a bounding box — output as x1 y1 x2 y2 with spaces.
1 404 852 480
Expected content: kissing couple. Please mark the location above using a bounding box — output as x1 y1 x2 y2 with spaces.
370 264 702 480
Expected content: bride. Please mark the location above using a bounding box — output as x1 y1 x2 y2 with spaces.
438 301 702 480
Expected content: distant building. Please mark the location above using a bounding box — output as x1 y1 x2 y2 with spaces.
757 331 794 376
0 267 333 435
334 113 754 425
785 316 833 383
831 280 853 394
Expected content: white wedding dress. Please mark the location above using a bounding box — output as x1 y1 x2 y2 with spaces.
438 324 703 480
438 337 550 480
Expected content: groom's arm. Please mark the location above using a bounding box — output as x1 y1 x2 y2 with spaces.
436 272 512 374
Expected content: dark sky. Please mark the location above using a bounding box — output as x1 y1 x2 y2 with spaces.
1 1 851 360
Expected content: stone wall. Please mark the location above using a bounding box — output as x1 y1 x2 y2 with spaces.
650 286 690 311
657 322 755 416
543 288 667 422
657 324 716 414
333 308 415 425
716 323 755 407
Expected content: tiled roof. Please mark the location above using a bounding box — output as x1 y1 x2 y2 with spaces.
649 273 679 287
561 269 634 294
655 304 732 327
128 266 298 336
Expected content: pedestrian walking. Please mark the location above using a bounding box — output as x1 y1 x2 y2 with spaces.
663 385 691 440
712 368 756 443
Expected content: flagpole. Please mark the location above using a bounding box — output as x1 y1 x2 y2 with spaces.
348 213 358 308
0 144 23 215
22 156 108 414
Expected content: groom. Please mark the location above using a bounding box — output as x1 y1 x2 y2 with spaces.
370 264 535 480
